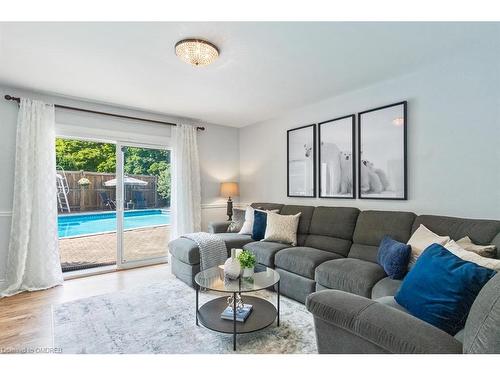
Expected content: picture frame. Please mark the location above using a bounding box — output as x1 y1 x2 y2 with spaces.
287 124 316 197
318 114 355 199
358 101 407 200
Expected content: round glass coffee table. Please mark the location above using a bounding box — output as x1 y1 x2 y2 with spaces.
194 265 280 351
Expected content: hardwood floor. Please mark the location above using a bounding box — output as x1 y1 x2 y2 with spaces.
0 264 170 351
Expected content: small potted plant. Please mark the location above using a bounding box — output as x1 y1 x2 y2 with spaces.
237 250 256 278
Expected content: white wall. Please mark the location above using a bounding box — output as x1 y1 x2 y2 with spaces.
0 85 239 279
239 48 500 220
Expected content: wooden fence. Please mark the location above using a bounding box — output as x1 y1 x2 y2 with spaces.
59 171 164 212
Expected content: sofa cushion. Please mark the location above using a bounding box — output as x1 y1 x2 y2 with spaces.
250 202 284 212
308 206 360 240
304 236 352 257
377 236 412 279
412 215 500 246
252 209 268 241
227 208 245 233
275 247 342 279
169 234 253 265
264 211 301 246
407 224 450 265
168 238 201 265
456 236 496 258
371 277 403 299
242 241 289 267
215 233 253 250
445 240 500 271
395 243 496 336
491 233 500 259
279 205 315 245
375 296 408 314
315 258 387 298
303 206 360 256
348 244 379 264
464 273 500 353
350 210 416 262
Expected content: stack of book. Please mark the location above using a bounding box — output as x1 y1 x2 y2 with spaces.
221 304 253 322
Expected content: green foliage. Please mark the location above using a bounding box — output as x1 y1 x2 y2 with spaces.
123 146 170 176
56 139 172 202
56 139 116 173
237 250 256 269
157 164 171 203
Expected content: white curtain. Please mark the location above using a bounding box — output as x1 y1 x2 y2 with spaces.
171 124 202 239
0 98 63 297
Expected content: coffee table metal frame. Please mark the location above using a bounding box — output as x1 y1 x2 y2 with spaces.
194 267 280 351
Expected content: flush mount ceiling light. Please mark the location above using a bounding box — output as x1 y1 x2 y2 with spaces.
175 38 219 67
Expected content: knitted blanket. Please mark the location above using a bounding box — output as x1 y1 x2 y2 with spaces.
182 232 228 270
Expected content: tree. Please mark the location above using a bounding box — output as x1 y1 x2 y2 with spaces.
157 165 171 205
56 139 172 203
56 139 116 173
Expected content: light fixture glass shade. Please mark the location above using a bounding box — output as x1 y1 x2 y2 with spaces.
175 39 219 67
220 182 239 198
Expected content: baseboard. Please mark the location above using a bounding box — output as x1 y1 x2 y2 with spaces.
201 203 248 209
201 203 226 209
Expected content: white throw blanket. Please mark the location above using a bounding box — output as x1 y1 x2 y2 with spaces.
182 232 228 270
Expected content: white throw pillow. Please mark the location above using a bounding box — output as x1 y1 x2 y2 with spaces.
407 224 450 265
445 240 500 271
264 212 301 246
238 206 255 235
456 236 497 258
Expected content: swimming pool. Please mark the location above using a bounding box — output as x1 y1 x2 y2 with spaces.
58 209 170 238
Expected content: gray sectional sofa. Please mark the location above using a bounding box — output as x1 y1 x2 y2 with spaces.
168 202 500 354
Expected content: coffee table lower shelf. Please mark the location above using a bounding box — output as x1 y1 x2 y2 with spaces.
196 295 278 350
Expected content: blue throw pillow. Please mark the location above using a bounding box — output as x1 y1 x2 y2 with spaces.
377 235 411 280
252 210 268 241
395 243 496 335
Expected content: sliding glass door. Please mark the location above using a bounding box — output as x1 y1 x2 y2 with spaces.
56 137 170 273
116 143 171 268
56 137 118 272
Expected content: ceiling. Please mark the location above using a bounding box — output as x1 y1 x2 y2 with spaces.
0 22 497 127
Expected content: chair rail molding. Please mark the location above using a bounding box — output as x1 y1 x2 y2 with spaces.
0 211 12 217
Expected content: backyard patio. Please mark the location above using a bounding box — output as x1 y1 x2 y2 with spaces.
59 225 170 271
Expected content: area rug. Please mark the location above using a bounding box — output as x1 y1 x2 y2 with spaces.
53 275 317 354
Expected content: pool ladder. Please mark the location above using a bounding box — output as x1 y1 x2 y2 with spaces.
56 166 71 213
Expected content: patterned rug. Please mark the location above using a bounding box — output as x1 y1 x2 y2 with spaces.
52 275 317 354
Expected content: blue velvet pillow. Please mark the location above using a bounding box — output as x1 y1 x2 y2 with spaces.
377 235 411 280
252 210 268 241
395 243 496 335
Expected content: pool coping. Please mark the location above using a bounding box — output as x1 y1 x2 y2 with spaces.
58 208 171 219
58 223 171 240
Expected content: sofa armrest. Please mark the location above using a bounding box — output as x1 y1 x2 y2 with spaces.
306 290 462 354
208 221 231 234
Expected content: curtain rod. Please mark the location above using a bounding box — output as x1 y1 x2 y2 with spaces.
3 95 205 131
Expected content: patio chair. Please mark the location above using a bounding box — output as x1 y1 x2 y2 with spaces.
99 191 116 210
133 190 147 209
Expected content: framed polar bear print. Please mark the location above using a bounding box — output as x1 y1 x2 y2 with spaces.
318 115 355 199
287 124 316 197
358 101 407 200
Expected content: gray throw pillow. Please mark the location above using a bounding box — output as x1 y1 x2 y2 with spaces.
227 208 245 233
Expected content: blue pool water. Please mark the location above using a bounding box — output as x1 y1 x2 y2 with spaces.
58 209 170 238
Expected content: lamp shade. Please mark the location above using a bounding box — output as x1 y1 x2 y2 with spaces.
220 182 239 198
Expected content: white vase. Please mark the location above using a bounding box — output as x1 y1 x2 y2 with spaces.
242 267 254 278
224 249 241 279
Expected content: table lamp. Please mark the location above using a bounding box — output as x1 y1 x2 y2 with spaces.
220 182 239 221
